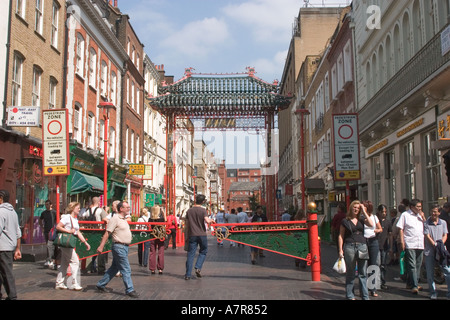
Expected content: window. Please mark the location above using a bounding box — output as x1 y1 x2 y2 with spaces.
372 156 381 207
110 72 117 105
101 60 107 96
385 150 396 209
35 0 43 34
32 66 42 107
89 48 97 87
73 103 81 141
126 77 130 104
424 131 442 209
131 81 135 109
49 77 57 109
99 119 105 153
51 2 59 48
125 126 129 161
76 34 85 75
109 127 115 158
403 141 416 200
12 53 23 106
16 0 26 19
343 41 353 83
131 130 135 163
88 112 95 149
136 53 140 71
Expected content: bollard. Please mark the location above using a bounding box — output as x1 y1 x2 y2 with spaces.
307 201 321 282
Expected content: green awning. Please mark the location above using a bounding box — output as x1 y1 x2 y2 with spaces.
108 181 127 199
69 170 104 195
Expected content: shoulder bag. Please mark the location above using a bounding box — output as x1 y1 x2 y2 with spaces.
53 216 78 248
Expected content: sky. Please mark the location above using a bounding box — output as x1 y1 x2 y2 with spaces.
118 0 351 167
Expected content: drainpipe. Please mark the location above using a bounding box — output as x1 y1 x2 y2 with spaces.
2 0 13 128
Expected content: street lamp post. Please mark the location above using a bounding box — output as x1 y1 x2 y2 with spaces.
295 107 310 214
98 101 116 208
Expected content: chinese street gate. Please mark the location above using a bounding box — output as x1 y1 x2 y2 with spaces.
72 68 321 282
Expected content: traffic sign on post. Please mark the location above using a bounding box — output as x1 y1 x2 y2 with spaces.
332 114 361 181
42 109 70 176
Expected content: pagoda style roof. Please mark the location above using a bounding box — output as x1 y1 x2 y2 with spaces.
147 68 292 119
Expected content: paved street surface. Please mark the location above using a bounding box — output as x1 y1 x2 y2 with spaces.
5 235 445 306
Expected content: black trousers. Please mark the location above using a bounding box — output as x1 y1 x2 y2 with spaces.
0 251 17 299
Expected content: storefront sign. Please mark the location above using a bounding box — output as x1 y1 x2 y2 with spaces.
438 113 450 140
332 114 361 181
42 109 69 176
7 106 40 126
129 164 145 175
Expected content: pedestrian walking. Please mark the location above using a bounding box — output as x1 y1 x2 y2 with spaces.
423 204 450 299
338 200 373 300
396 199 425 294
376 204 392 290
96 201 139 298
331 203 347 256
55 202 90 291
250 206 268 264
165 210 178 249
184 194 213 280
137 207 150 267
226 209 239 247
0 190 22 300
149 206 166 274
39 199 56 268
363 200 382 297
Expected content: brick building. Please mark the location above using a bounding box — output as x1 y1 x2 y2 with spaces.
0 0 66 257
65 0 128 211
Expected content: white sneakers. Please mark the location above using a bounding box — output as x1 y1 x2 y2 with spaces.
55 282 83 291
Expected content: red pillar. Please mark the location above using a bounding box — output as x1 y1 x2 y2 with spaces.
308 202 321 282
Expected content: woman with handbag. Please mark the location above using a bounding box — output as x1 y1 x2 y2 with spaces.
338 200 374 300
55 202 90 291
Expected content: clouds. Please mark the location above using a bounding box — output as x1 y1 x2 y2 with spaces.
160 17 230 58
222 0 300 44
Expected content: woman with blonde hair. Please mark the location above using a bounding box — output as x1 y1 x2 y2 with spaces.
148 205 166 274
55 202 90 291
338 200 373 300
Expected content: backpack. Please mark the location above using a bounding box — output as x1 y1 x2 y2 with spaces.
87 207 99 221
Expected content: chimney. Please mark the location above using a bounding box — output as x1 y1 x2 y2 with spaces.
114 0 118 7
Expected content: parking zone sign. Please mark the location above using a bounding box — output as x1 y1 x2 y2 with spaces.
332 114 361 181
42 109 70 176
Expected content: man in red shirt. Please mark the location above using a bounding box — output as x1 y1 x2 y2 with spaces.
331 203 347 255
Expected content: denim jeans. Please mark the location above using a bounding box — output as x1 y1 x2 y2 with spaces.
367 237 380 293
344 242 369 300
404 249 423 289
97 243 134 294
185 236 208 278
425 252 450 297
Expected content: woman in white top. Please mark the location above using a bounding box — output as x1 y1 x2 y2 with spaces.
363 200 383 297
55 202 90 291
137 207 150 267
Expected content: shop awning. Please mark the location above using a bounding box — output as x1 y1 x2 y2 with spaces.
108 181 127 199
69 170 104 195
305 179 325 194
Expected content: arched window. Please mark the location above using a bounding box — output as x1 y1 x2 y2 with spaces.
76 33 85 75
393 24 401 73
87 111 95 149
366 62 372 100
73 103 82 141
385 35 392 80
89 48 97 87
402 11 412 63
412 0 423 55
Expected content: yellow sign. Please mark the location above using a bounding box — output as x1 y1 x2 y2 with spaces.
335 170 361 180
44 166 68 176
129 164 145 175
